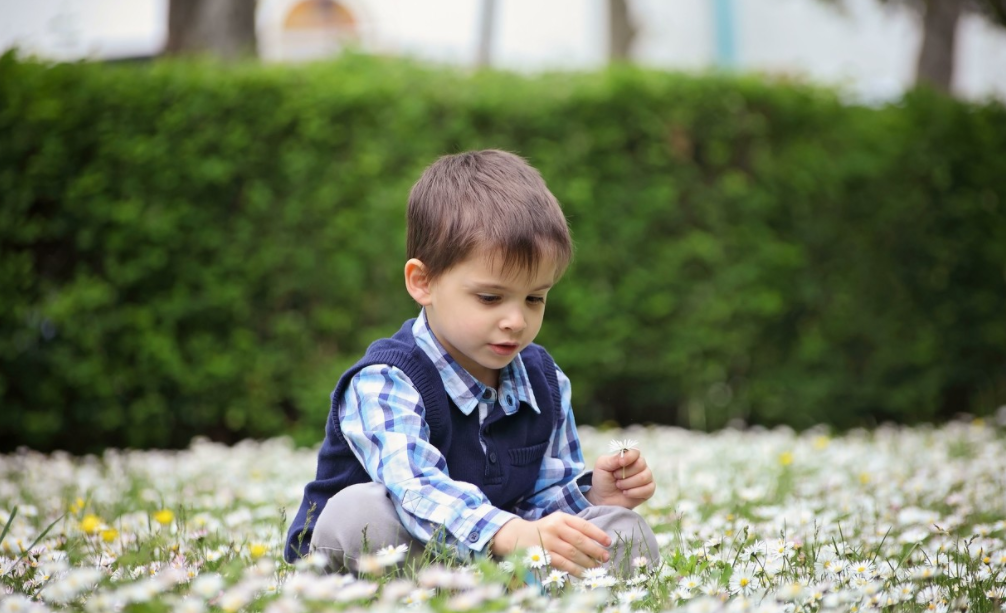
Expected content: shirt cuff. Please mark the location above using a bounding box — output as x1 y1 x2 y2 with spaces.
551 471 593 515
454 505 517 559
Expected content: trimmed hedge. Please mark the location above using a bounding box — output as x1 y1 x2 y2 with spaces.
2 52 1005 453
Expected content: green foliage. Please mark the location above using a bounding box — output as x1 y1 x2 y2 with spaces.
1 51 1004 452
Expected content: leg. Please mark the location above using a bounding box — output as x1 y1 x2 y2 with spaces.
310 482 425 574
576 506 660 575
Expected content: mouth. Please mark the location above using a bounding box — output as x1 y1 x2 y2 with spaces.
488 342 519 356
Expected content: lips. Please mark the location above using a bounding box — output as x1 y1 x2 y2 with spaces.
489 342 519 356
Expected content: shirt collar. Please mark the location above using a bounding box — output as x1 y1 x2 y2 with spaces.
412 309 540 416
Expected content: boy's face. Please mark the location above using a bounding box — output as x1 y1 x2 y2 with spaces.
410 252 556 389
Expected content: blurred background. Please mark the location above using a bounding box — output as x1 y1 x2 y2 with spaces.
2 0 1006 99
1 0 1005 454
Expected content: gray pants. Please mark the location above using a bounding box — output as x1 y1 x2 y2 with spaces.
311 482 660 575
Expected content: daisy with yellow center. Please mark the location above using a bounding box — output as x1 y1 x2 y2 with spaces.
523 546 551 569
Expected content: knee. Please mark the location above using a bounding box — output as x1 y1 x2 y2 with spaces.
600 506 654 537
332 482 390 507
592 506 660 563
310 483 392 551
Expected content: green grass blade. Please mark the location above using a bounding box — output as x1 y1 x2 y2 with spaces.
0 506 17 547
14 512 65 565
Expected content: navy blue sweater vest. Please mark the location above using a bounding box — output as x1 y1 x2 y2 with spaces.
284 319 562 562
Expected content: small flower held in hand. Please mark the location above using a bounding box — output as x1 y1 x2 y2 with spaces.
609 438 639 479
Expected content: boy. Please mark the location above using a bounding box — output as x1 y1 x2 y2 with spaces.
285 150 657 577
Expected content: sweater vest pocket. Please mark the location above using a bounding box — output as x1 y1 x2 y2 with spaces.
508 440 549 466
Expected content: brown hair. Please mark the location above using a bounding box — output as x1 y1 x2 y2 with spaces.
407 150 572 282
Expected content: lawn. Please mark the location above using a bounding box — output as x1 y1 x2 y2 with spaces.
2 420 1004 612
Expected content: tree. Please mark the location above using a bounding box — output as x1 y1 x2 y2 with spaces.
608 0 638 61
824 0 1006 94
165 0 257 59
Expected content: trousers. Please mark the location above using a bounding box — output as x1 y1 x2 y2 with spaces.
310 482 660 575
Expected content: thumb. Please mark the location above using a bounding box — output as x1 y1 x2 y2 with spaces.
596 450 635 473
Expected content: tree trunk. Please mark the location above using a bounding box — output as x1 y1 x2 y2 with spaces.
608 0 637 62
476 0 497 68
165 0 257 59
915 0 963 94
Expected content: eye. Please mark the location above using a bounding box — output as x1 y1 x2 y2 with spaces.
526 296 546 305
477 294 501 304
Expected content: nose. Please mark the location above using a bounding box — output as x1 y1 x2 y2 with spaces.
500 305 527 333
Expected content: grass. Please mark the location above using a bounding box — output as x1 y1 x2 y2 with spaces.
1 420 1004 612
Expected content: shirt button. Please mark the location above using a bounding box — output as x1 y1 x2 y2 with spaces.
506 394 514 406
482 389 492 400
468 531 479 543
489 451 497 464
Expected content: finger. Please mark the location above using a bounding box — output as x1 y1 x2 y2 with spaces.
613 457 648 480
620 448 641 466
553 538 601 573
624 453 646 470
616 467 653 489
541 529 601 578
547 552 587 578
620 481 656 499
596 449 640 473
566 515 612 548
557 524 610 566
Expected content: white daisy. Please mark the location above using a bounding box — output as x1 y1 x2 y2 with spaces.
608 439 640 478
523 546 551 569
608 439 639 455
542 569 567 588
617 587 648 604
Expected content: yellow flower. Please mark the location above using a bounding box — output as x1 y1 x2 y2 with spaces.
859 472 871 485
80 514 102 535
813 435 830 450
100 528 118 543
779 451 794 466
153 509 174 526
70 497 86 514
249 543 267 560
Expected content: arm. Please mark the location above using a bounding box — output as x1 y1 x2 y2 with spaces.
508 365 655 510
510 367 592 519
340 365 515 558
492 367 612 575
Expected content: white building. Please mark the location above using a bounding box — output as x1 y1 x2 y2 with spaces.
1 0 1004 101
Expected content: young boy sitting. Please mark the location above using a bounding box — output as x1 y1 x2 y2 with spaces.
285 150 658 577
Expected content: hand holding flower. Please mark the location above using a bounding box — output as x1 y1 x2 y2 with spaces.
585 439 655 509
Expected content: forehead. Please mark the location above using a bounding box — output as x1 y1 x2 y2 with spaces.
454 250 558 288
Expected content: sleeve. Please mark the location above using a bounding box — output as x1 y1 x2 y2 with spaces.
339 364 517 558
510 365 594 520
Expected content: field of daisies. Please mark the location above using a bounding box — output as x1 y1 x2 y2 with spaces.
2 419 1005 613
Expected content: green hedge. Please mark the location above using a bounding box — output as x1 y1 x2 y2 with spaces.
2 52 1005 453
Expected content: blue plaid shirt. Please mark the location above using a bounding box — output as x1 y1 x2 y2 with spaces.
338 309 593 557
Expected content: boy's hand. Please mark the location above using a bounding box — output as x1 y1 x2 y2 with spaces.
490 514 611 577
586 448 655 509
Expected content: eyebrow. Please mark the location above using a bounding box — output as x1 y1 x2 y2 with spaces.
472 282 553 293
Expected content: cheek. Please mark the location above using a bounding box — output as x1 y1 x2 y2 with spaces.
459 310 489 335
529 309 546 331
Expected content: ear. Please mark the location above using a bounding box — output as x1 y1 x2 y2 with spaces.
404 258 433 306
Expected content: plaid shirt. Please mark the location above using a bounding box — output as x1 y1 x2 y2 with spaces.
338 309 592 558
